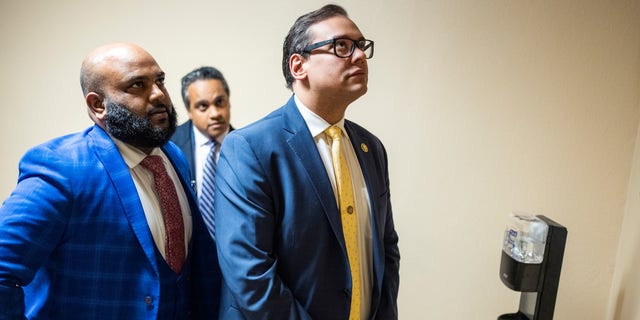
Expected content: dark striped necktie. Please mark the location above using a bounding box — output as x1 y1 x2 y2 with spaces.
200 142 217 240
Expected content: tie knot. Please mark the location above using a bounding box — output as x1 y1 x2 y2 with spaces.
209 140 218 154
140 155 165 175
325 126 342 141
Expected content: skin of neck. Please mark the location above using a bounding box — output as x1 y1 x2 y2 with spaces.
292 83 352 125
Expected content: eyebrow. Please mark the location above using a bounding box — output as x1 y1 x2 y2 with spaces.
194 94 227 104
123 71 165 84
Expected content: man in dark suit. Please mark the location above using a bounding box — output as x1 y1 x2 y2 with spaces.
171 66 232 239
214 4 400 320
0 43 220 319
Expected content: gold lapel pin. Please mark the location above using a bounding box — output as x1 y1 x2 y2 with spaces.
361 143 369 153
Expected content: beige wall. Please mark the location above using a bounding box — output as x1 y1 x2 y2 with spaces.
608 99 640 319
1 0 639 318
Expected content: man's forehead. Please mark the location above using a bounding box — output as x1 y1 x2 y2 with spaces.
101 55 162 79
100 50 157 68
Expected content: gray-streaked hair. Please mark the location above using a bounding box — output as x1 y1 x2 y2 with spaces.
180 66 229 109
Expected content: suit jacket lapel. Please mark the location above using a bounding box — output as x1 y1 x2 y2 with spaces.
87 125 159 272
281 97 346 249
344 121 385 302
173 120 196 177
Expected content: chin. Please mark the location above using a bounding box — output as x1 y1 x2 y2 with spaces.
207 128 223 139
354 85 368 97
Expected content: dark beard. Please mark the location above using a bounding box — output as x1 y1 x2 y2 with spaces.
105 101 177 149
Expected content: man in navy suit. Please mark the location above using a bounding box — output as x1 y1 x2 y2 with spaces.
171 66 232 192
215 4 400 319
0 43 220 319
171 66 233 239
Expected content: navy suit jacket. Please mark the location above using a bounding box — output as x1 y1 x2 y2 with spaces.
171 120 233 191
0 125 220 319
214 96 400 320
171 120 197 179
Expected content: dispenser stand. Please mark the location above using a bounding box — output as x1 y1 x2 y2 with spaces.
498 215 567 320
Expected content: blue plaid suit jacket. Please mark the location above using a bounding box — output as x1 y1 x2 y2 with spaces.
0 125 220 319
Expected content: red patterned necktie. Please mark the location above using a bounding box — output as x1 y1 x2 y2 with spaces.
141 155 186 274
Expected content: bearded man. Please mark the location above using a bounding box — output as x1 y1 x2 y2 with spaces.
0 43 220 320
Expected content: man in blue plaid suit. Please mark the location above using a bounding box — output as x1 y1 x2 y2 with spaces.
0 43 220 319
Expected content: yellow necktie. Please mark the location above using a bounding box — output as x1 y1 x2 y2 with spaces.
325 126 361 320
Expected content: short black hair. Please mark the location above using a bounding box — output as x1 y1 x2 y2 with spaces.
282 4 348 89
180 66 230 109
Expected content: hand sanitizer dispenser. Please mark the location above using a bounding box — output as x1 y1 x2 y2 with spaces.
498 214 567 320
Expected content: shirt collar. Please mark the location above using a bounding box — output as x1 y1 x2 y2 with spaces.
192 123 228 147
111 136 163 169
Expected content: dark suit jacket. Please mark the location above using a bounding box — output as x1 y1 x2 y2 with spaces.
171 120 234 192
0 125 220 319
171 120 198 181
214 96 400 320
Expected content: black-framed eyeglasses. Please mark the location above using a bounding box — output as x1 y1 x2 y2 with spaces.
302 37 374 59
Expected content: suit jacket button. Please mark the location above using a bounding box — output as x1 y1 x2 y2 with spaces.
144 295 154 307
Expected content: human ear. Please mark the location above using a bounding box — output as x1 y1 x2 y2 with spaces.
289 53 307 81
86 92 106 123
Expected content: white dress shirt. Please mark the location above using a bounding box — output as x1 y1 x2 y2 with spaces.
192 126 228 197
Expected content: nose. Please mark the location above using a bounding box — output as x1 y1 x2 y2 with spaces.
351 46 367 63
208 105 220 118
150 83 168 103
